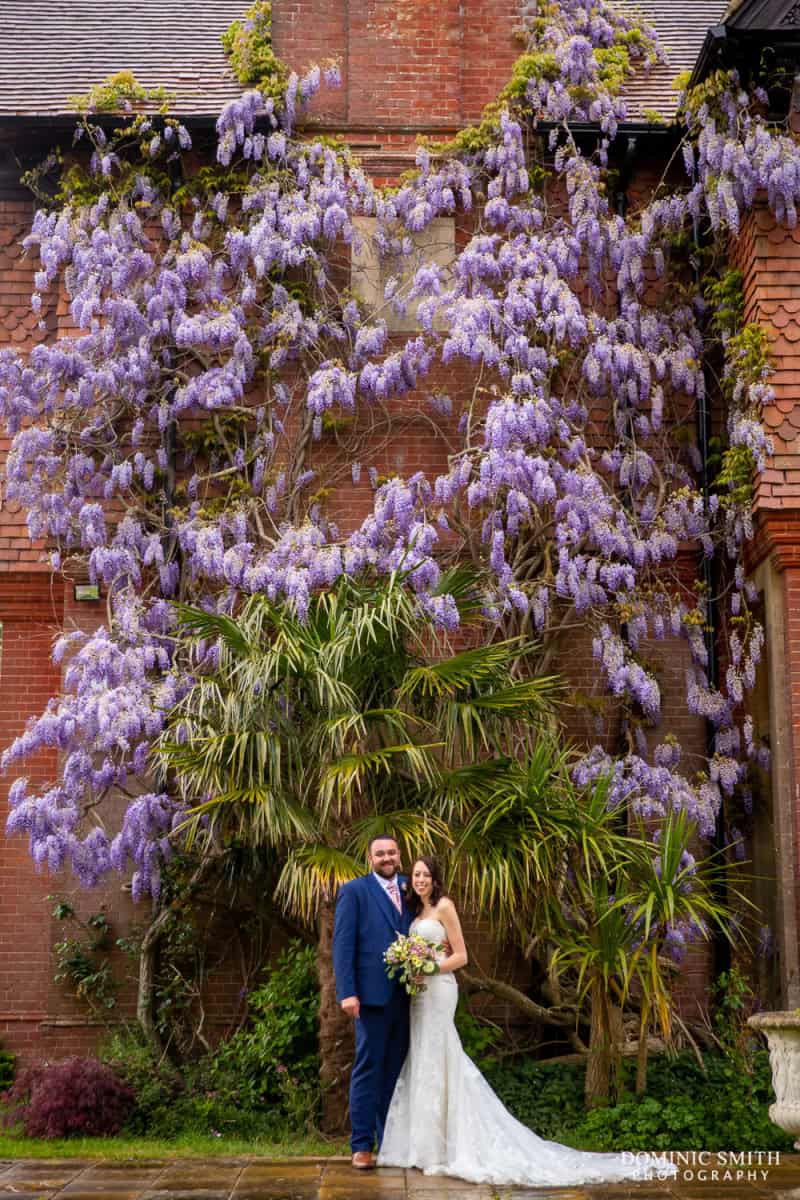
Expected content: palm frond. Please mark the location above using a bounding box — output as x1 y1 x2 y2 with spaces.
468 678 561 714
347 809 452 866
172 602 250 655
398 640 529 701
176 788 318 850
433 565 486 623
618 808 757 945
275 844 364 920
318 742 442 817
312 707 421 748
425 758 515 823
159 727 291 794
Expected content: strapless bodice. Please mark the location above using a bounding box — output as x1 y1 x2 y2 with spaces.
411 916 447 941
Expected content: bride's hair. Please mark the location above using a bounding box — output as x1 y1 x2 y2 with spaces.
408 856 446 914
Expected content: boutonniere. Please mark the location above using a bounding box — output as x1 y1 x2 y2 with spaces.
400 881 408 893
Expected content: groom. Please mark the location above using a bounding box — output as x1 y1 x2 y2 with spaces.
332 833 412 1169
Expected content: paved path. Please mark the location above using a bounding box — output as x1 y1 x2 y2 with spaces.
3 1156 800 1200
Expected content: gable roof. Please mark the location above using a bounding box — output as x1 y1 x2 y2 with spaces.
0 0 737 125
0 0 245 117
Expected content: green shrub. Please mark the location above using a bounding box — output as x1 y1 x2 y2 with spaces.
102 1029 288 1139
102 942 320 1137
101 1029 182 1135
210 940 320 1122
104 940 321 1137
0 1044 15 1093
481 1049 793 1152
134 1089 282 1140
482 1057 586 1140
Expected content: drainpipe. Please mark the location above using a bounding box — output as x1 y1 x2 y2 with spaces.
692 213 730 979
162 152 184 592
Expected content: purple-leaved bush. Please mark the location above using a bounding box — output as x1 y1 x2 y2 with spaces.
1 1057 135 1138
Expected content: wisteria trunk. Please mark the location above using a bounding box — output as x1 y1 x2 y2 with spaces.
318 899 353 1134
137 905 168 1058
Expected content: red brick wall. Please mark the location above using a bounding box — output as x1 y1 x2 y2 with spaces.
739 206 800 510
0 197 56 570
0 0 719 1062
0 575 64 1061
274 0 521 131
739 199 800 975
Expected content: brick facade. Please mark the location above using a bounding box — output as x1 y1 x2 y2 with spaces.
736 188 800 1004
273 0 521 131
0 0 784 1063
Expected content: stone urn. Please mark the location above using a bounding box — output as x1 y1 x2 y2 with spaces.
748 1011 800 1146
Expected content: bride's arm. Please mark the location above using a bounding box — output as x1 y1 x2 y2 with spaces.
435 898 468 973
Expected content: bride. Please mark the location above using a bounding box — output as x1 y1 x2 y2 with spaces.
377 856 676 1188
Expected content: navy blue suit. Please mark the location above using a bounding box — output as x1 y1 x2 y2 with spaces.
332 873 412 1152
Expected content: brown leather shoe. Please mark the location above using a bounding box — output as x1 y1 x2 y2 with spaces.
351 1151 376 1170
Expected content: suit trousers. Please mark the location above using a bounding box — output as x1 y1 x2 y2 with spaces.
349 986 409 1152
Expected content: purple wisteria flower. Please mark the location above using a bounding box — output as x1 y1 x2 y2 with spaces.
0 0 778 896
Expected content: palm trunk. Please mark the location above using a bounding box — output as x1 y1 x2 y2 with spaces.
585 978 610 1107
585 979 624 1107
318 898 354 1134
636 1002 649 1095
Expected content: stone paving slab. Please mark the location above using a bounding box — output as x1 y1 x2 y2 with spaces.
1 1156 800 1199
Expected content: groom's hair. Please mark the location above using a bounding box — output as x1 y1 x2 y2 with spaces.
368 832 399 852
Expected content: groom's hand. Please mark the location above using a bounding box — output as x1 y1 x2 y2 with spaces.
341 995 360 1019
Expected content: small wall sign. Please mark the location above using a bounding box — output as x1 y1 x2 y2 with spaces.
74 584 100 602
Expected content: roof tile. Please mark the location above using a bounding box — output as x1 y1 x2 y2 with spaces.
615 1 729 122
0 0 245 116
0 1 729 123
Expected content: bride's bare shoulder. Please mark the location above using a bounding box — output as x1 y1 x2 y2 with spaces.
433 896 457 916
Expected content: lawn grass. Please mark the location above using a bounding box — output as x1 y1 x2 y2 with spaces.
0 1132 349 1161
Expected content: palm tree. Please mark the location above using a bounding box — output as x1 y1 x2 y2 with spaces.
614 808 750 1096
448 756 749 1106
156 567 560 1129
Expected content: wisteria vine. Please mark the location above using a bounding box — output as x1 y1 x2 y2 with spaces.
0 0 787 909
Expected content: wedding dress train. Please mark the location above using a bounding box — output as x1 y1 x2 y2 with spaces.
377 917 676 1188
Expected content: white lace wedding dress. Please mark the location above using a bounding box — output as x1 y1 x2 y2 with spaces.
377 917 676 1188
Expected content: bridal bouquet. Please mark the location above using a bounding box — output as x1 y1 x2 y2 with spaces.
384 931 443 996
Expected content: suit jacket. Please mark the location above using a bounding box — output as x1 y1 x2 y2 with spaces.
333 873 412 1006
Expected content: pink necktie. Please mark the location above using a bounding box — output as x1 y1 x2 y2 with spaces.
387 879 401 911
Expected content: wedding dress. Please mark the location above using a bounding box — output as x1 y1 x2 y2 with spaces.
377 917 676 1188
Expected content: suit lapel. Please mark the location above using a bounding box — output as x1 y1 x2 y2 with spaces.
367 872 404 932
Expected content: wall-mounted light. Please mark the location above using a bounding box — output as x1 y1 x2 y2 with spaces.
74 584 100 602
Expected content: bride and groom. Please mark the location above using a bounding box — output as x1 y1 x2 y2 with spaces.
332 833 676 1188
